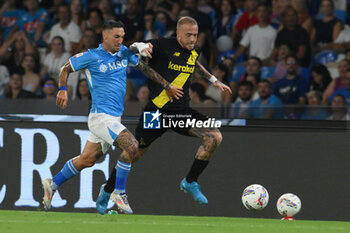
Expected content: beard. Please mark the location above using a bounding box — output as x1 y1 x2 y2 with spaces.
287 70 297 76
259 93 270 100
241 95 251 102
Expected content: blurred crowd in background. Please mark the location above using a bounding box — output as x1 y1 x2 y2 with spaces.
1 0 350 120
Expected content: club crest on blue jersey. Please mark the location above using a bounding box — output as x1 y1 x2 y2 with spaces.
99 64 108 73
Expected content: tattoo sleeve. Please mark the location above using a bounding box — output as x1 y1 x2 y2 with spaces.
136 59 169 89
189 127 220 160
129 45 138 54
58 61 74 88
114 128 138 162
195 60 212 80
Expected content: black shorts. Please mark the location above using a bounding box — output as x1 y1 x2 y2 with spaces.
135 102 207 148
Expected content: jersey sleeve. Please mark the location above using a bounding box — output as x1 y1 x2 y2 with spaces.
15 15 25 30
122 46 139 67
69 51 93 71
127 52 139 67
38 8 49 24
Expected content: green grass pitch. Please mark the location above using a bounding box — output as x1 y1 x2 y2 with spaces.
0 210 349 233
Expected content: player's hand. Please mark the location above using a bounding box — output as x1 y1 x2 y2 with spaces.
213 81 232 94
165 85 184 102
141 43 153 58
56 90 68 109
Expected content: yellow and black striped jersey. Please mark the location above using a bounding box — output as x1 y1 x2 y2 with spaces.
147 37 200 109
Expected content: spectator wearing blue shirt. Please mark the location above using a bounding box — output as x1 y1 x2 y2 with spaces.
328 95 350 120
229 56 262 100
250 80 282 119
15 0 50 47
0 0 25 40
301 90 329 120
329 68 350 105
231 80 253 118
273 55 309 105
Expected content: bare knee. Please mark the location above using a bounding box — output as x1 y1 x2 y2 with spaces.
213 131 223 146
134 148 147 161
122 139 139 162
128 139 139 155
75 152 99 169
204 130 223 148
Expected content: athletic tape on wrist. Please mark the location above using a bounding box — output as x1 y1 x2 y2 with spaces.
209 75 218 83
130 42 150 57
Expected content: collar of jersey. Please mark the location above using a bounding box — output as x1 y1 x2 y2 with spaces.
98 43 123 57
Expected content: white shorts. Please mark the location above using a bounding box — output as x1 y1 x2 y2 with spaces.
87 113 126 154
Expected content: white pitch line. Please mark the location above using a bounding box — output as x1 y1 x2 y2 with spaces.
0 219 348 231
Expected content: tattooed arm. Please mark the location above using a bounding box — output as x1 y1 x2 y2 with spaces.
195 60 212 80
136 59 184 102
195 60 232 94
56 61 74 109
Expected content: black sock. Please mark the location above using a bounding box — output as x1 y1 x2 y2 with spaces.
104 167 116 193
186 159 209 183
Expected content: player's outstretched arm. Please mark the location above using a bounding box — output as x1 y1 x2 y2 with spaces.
195 61 232 94
136 60 184 102
56 61 74 109
129 42 153 58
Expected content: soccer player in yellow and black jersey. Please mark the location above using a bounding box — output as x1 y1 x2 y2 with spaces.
97 16 231 213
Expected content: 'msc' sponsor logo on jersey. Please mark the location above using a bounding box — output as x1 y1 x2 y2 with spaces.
99 59 128 73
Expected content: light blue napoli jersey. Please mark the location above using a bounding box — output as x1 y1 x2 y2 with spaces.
69 44 139 116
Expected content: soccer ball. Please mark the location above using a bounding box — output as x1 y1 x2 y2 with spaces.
276 193 301 217
241 184 269 210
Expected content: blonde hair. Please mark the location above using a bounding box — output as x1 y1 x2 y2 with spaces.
306 91 322 101
176 16 198 30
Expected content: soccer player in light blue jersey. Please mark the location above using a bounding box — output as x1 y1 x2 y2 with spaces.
41 20 183 214
98 17 231 214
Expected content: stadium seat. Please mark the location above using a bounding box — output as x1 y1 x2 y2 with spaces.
261 67 275 80
153 21 166 37
217 50 235 64
315 51 339 65
229 65 246 83
217 50 245 64
335 9 346 23
209 10 216 21
318 10 346 23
